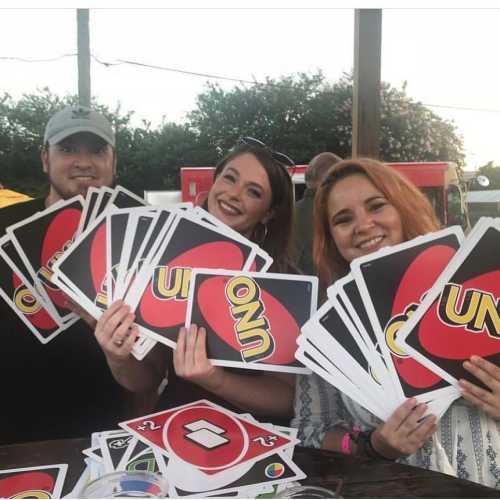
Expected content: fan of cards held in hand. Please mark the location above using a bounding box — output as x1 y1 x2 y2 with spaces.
297 218 500 421
0 185 318 372
0 400 306 498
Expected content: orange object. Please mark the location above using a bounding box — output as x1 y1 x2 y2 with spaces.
0 188 32 209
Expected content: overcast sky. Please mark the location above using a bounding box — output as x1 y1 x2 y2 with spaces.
1 5 499 169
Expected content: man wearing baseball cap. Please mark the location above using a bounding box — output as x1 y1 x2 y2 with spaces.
0 106 129 445
42 105 116 206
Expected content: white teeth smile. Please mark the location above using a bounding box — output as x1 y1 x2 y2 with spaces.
358 236 384 249
219 200 240 215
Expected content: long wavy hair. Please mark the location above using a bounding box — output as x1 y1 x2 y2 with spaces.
213 143 296 273
313 158 441 290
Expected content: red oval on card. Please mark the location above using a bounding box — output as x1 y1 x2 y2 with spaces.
164 406 245 469
0 471 55 498
197 275 299 364
41 207 81 309
90 223 107 295
418 270 500 358
139 242 246 328
388 244 457 388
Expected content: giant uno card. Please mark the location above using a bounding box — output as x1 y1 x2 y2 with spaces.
52 211 108 319
120 400 298 476
6 196 83 323
186 269 317 373
169 448 305 497
0 237 65 343
300 293 387 407
124 214 257 348
350 226 464 403
0 464 67 499
397 219 500 388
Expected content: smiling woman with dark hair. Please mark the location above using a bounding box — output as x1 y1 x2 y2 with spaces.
94 138 299 424
292 158 500 489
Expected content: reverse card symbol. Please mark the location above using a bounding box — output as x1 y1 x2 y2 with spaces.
183 419 230 449
110 436 132 449
252 435 278 447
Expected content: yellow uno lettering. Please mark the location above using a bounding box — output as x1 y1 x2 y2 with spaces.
14 285 42 315
225 276 275 363
440 284 482 326
153 267 191 300
472 292 500 338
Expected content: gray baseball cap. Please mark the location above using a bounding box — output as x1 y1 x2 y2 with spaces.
44 105 115 147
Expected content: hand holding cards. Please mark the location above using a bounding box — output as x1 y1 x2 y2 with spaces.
297 220 500 421
1 185 318 376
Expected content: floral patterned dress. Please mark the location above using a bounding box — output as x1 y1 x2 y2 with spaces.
292 373 500 490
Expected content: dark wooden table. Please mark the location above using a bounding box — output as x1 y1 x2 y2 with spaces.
0 438 497 498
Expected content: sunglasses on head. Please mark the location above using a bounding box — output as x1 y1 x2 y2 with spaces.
237 136 295 167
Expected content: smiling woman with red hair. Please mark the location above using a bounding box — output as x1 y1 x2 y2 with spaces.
313 158 439 291
292 158 500 489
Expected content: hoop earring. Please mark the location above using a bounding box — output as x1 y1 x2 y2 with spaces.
253 222 268 244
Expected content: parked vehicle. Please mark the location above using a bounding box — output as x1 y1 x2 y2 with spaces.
178 161 470 229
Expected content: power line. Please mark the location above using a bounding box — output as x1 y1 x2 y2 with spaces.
0 54 76 63
2 52 500 114
113 57 260 86
421 103 500 114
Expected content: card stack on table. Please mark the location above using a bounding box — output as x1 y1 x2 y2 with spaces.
297 219 500 421
77 399 306 498
1 185 318 372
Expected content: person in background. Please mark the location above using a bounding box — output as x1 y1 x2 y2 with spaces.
294 152 342 275
95 137 298 425
292 158 500 489
0 106 130 445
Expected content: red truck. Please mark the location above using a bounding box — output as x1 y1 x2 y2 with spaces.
178 162 469 228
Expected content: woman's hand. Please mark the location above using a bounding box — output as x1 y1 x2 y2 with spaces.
459 355 500 420
173 324 225 392
94 300 139 363
370 398 437 460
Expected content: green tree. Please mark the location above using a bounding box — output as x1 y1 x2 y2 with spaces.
0 89 202 196
470 161 500 190
0 74 466 197
188 72 465 167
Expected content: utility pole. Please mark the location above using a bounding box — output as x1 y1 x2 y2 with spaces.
352 9 382 159
77 9 91 107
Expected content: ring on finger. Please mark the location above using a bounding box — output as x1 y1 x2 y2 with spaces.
114 338 124 347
